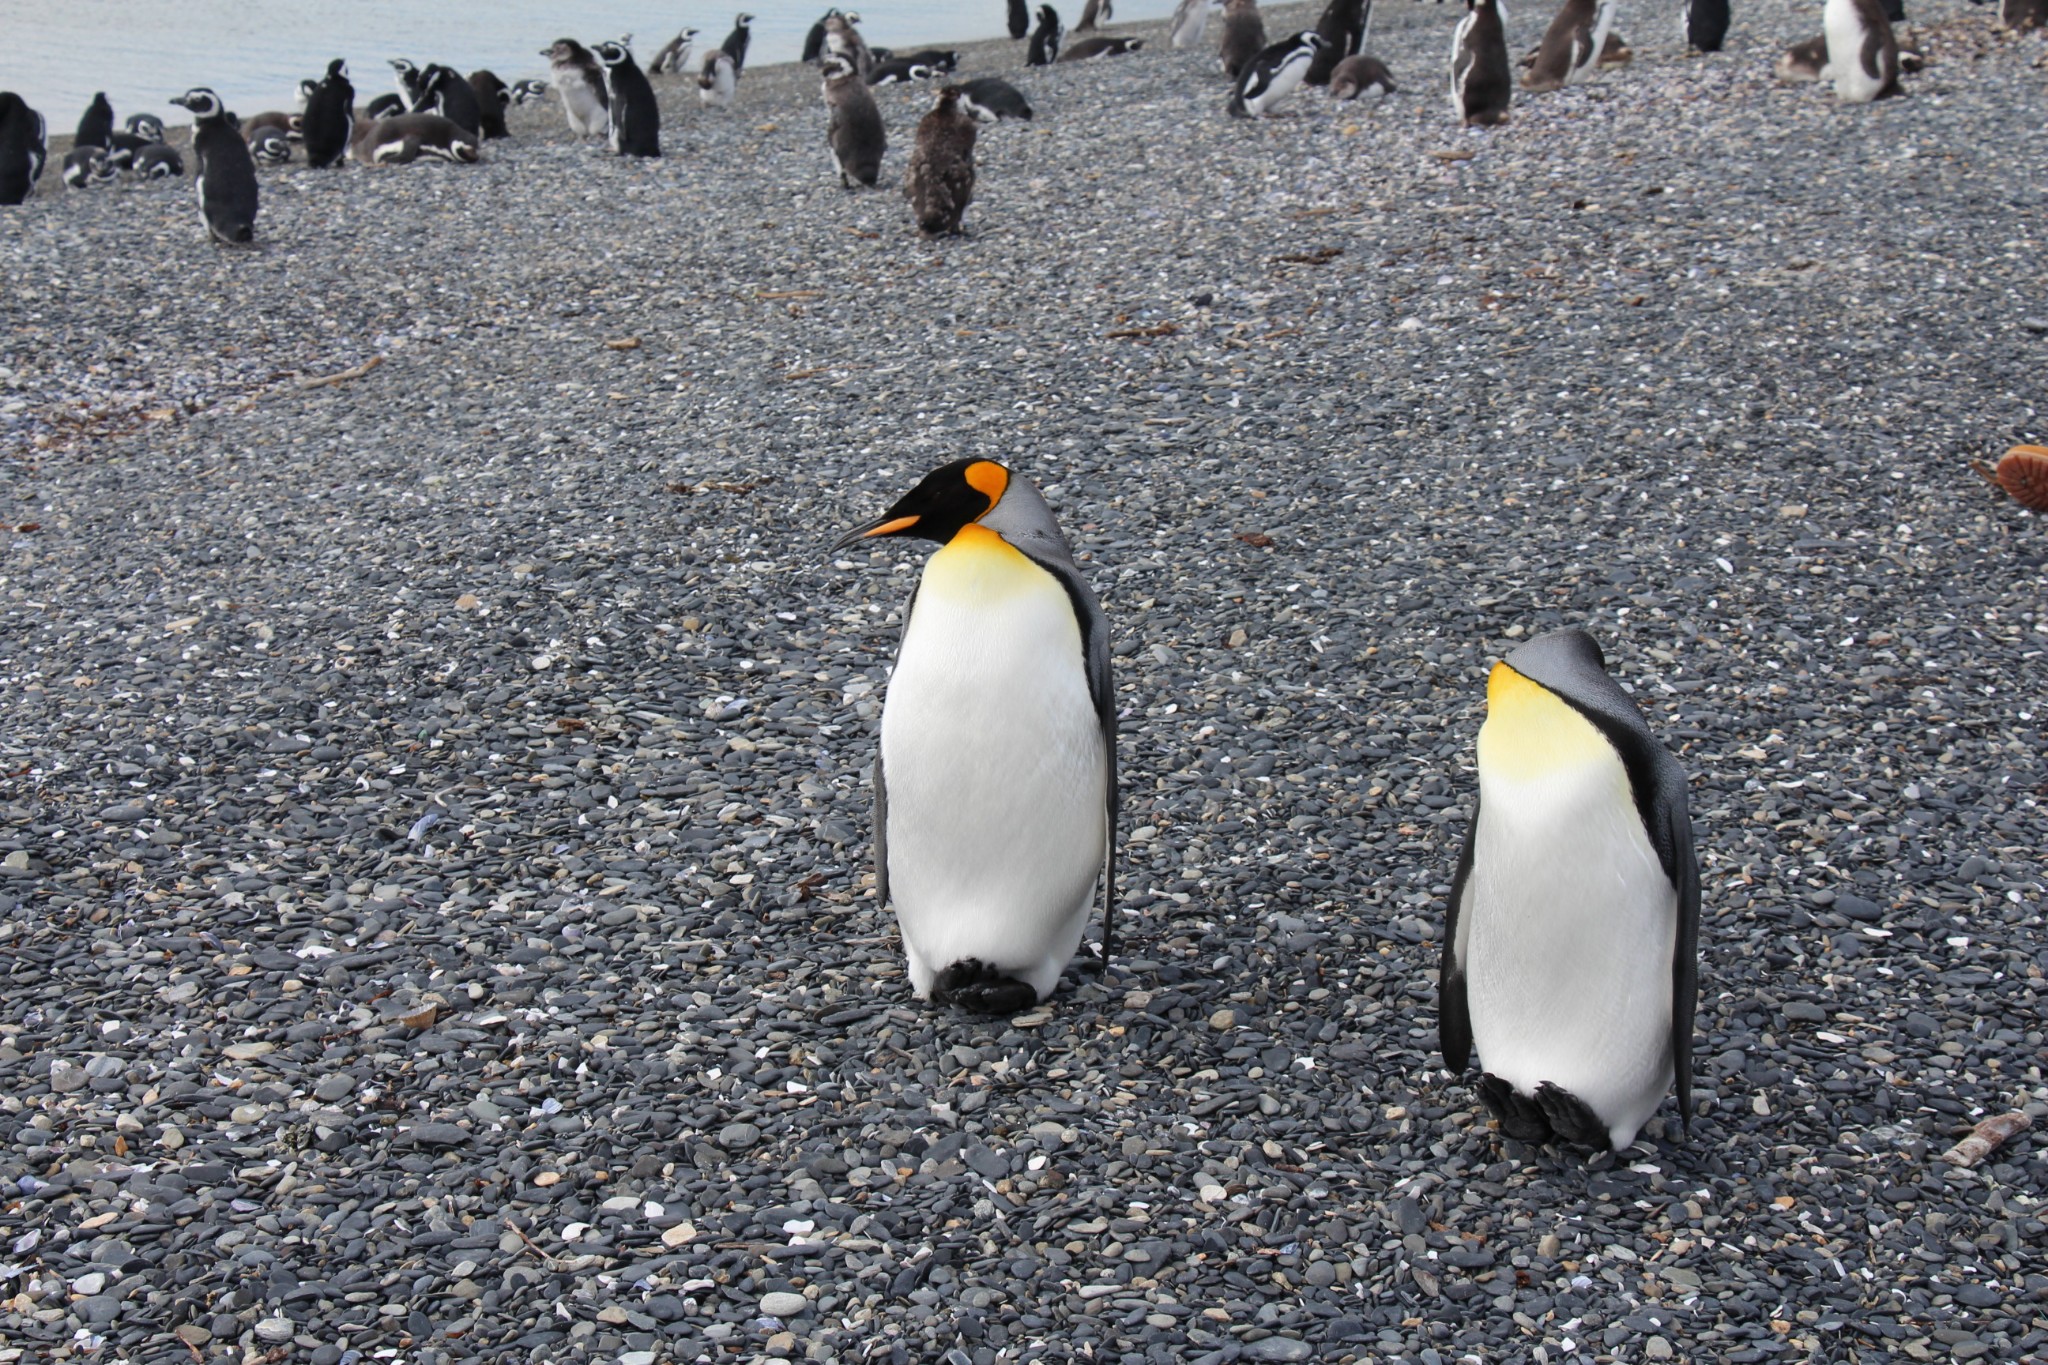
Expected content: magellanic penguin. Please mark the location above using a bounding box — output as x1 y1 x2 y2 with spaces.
169 88 258 245
349 112 482 165
1218 0 1270 78
1230 31 1324 114
542 39 611 136
1307 0 1373 83
823 52 885 186
899 48 963 71
1076 0 1113 30
1683 0 1731 51
247 122 293 164
365 92 408 120
959 75 1035 120
1523 0 1615 91
649 28 699 75
0 92 49 204
419 64 483 137
132 143 184 179
468 70 511 138
1010 0 1032 38
1329 52 1396 98
389 58 426 108
1438 629 1700 1152
722 13 756 73
698 51 739 110
1028 4 1066 65
905 85 976 236
833 459 1117 1013
1061 35 1145 59
826 11 875 78
75 92 115 149
1824 0 1902 102
509 78 551 106
300 59 355 167
594 40 661 156
1170 0 1222 49
868 58 937 85
1451 0 1513 126
804 11 836 63
62 145 115 188
108 112 167 169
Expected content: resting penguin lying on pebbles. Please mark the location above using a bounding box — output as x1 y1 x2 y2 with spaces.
1328 53 1396 98
108 112 168 169
247 123 293 164
132 143 185 179
1060 35 1145 59
959 76 1034 121
1438 629 1700 1151
62 145 116 188
833 459 1116 1013
350 112 481 165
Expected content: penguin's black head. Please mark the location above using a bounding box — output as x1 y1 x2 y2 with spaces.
170 88 223 121
327 59 348 79
595 41 629 67
737 13 755 24
833 459 1011 551
126 113 165 140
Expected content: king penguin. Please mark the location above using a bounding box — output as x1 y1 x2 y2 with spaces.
169 88 258 245
833 459 1117 1013
1438 628 1700 1151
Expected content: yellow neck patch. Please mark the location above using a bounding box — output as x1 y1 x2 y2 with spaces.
923 523 1047 601
1478 662 1612 782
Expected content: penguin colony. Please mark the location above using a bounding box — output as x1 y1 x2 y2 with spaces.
0 11 2035 1160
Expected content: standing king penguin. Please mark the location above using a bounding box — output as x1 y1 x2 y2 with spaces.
1438 629 1700 1151
170 89 258 245
834 459 1117 1013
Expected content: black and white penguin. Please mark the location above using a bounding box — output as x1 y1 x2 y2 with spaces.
833 459 1117 1013
132 143 184 179
1773 33 1828 80
1028 4 1066 65
0 92 47 205
62 145 115 188
1451 0 1512 125
247 123 293 164
649 27 699 74
468 71 511 138
1060 35 1146 59
75 92 115 149
1010 0 1032 38
419 65 483 136
509 78 551 106
721 13 755 73
1523 0 1615 91
1230 31 1324 114
169 88 258 244
349 112 482 165
869 60 936 85
126 113 165 144
1307 0 1372 83
899 49 962 71
594 40 660 156
698 50 739 109
825 12 875 79
959 75 1034 120
1824 0 1901 101
1076 0 1113 30
300 59 355 168
389 58 425 108
541 39 611 136
822 53 885 187
364 93 408 120
1170 0 1221 48
1683 0 1731 50
1328 52 1396 97
905 86 976 236
804 10 837 62
1218 0 1269 78
1438 629 1700 1152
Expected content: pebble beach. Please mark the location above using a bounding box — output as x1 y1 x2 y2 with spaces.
3 2 2046 1362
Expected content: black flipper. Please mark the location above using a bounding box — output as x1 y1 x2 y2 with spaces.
871 753 890 906
1476 1073 1552 1143
930 959 1039 1015
1437 791 1481 1071
1535 1082 1613 1150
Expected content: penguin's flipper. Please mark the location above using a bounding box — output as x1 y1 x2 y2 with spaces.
1663 781 1701 1133
1534 1082 1612 1149
1437 795 1480 1071
1476 1073 1552 1143
871 753 891 906
929 959 1039 1014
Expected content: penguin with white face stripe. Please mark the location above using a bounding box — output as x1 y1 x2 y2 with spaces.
833 459 1117 1014
1438 629 1700 1151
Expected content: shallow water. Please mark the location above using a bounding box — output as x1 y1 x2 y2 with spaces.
0 0 1179 133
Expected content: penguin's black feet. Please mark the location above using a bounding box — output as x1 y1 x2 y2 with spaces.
1535 1082 1613 1150
1476 1072 1554 1143
930 959 1039 1015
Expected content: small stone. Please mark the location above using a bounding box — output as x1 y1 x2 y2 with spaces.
314 1074 353 1103
49 1060 88 1093
759 1291 808 1318
70 1272 107 1296
767 1332 798 1356
1244 1337 1313 1362
78 1294 122 1326
1208 1009 1237 1030
719 1122 762 1150
1644 1338 1673 1360
174 1325 211 1347
620 1353 656 1365
158 1126 185 1151
223 1042 274 1061
255 1317 294 1343
230 1104 269 1124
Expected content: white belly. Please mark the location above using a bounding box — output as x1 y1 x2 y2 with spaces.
880 538 1106 1000
1824 0 1884 102
1460 750 1677 1148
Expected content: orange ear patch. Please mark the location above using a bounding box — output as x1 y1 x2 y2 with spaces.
964 461 1009 509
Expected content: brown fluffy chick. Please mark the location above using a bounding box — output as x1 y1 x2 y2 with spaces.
905 86 977 237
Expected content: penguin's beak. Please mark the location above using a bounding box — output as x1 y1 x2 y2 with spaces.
829 513 920 555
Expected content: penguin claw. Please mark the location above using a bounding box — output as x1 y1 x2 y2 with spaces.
1534 1082 1612 1150
1475 1072 1554 1143
928 959 1040 1015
